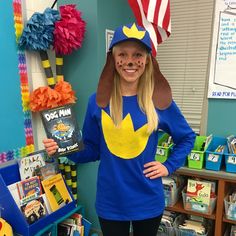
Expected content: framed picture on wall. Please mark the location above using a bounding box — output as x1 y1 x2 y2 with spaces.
105 29 114 53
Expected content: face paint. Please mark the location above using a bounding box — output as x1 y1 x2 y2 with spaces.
113 41 148 89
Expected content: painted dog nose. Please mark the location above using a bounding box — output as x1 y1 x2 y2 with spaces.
127 62 133 67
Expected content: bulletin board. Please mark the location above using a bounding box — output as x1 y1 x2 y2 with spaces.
0 1 26 153
208 0 236 98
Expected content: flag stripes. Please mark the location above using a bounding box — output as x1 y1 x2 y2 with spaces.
128 0 171 56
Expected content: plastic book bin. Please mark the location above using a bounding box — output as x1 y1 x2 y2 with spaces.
157 225 175 236
188 136 209 169
174 214 210 236
182 188 217 215
164 185 183 207
224 195 236 221
205 136 227 171
224 152 236 173
155 132 173 163
0 162 77 236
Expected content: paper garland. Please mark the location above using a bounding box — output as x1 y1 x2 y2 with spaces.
0 145 35 164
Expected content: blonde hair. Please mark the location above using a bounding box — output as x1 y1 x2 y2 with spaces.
110 53 158 134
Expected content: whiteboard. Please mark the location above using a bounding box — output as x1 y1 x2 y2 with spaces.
214 11 236 89
208 0 236 99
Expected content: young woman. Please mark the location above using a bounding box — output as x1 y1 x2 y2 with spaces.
43 23 196 236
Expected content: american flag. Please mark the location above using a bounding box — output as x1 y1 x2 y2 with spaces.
128 0 171 56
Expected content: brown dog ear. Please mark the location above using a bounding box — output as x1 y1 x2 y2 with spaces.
96 51 116 108
152 55 172 110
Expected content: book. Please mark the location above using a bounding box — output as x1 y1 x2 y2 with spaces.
178 219 206 235
20 196 47 225
41 173 72 212
58 222 78 236
8 182 21 208
71 213 82 226
35 161 59 181
40 104 84 157
41 193 52 214
18 150 46 180
17 176 42 201
58 223 73 236
186 179 211 207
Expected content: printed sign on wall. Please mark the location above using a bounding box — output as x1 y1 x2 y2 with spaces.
208 0 236 98
105 29 114 53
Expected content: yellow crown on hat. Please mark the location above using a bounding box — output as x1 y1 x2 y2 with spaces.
122 23 146 40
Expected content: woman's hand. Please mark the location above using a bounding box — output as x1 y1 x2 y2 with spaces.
143 161 169 179
43 138 58 156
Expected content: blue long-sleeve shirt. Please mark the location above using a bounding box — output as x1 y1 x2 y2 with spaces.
68 93 195 220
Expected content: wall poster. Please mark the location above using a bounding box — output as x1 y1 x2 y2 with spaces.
208 0 236 98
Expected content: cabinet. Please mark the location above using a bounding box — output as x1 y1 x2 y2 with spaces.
166 167 236 236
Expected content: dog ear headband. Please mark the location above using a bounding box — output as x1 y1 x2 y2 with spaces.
96 23 172 110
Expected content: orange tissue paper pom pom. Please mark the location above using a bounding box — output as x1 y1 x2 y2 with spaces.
54 80 77 105
29 86 62 112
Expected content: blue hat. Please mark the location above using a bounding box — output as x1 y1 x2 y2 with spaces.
109 23 152 53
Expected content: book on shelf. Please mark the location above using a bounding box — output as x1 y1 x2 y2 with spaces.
7 181 21 208
34 161 59 181
178 219 206 235
186 179 212 206
20 196 47 225
58 222 79 236
71 213 82 226
58 214 85 236
18 150 46 180
40 105 84 157
16 176 42 201
41 173 72 212
41 193 52 214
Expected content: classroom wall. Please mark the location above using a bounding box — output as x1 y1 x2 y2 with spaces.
207 99 236 136
0 1 25 152
2 0 236 232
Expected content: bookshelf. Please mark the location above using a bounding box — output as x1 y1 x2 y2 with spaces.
166 167 236 236
0 160 85 236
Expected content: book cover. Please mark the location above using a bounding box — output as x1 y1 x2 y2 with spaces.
7 182 21 208
40 104 84 157
17 176 42 201
58 223 76 236
35 162 59 181
41 173 72 212
71 213 82 226
186 179 211 206
41 193 52 214
18 150 46 180
20 196 47 225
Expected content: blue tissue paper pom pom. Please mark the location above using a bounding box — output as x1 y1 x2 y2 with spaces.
19 8 60 50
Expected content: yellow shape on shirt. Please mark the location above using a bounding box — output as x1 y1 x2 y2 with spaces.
101 110 150 159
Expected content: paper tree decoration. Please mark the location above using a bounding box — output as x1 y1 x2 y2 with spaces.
18 5 86 112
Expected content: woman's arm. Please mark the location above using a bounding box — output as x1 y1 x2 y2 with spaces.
158 101 196 175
